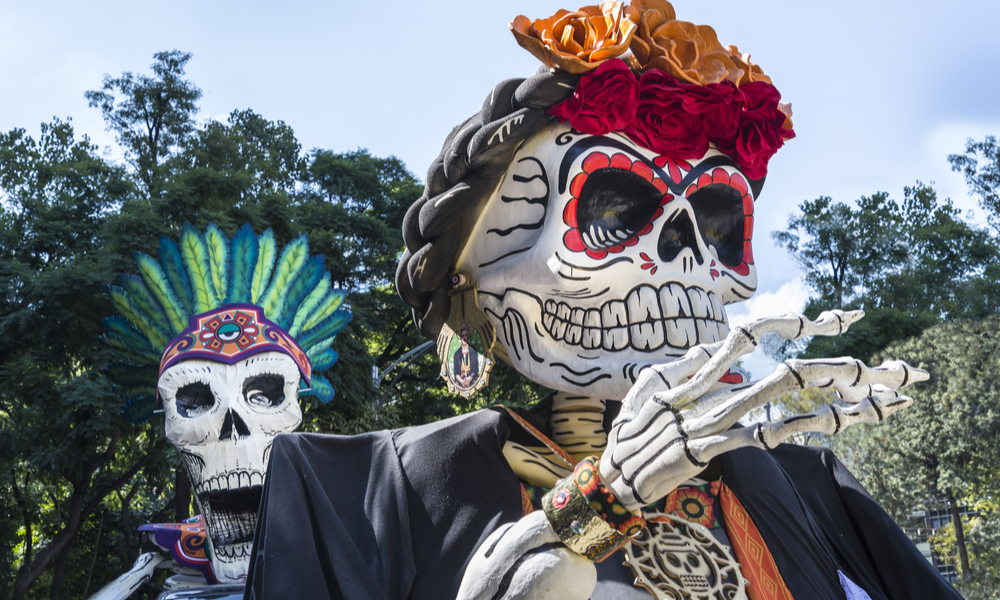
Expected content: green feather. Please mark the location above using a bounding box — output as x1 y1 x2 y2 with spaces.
101 333 162 364
119 274 170 334
204 223 229 307
179 223 216 315
260 234 309 322
297 309 353 354
226 223 259 304
106 363 159 399
105 285 171 350
121 396 157 425
279 256 325 329
159 236 195 314
308 348 339 372
305 375 335 403
134 252 188 335
102 316 155 351
250 228 277 304
301 288 347 333
289 274 330 337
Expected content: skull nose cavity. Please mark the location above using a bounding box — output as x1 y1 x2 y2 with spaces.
657 210 703 265
219 409 251 441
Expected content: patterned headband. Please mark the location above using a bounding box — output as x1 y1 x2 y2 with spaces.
158 304 312 384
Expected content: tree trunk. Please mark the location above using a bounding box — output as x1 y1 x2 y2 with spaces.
176 467 192 521
946 490 971 581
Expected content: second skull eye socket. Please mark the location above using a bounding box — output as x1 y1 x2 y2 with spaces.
175 382 215 418
243 374 286 409
576 168 664 251
688 183 746 268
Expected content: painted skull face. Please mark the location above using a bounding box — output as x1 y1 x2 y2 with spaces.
157 352 303 583
458 122 757 400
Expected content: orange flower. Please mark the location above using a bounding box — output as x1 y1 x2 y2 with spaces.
630 1 744 85
727 45 772 86
510 0 640 74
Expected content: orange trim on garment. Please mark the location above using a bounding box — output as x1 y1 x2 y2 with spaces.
715 480 795 600
520 483 535 516
497 405 577 469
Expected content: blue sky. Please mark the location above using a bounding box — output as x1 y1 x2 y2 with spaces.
3 0 998 375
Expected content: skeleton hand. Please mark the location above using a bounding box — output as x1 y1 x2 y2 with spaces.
457 511 597 600
600 310 928 511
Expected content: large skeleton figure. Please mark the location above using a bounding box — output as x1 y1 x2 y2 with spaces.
452 123 923 599
244 2 960 598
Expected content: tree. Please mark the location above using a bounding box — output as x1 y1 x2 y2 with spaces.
0 118 173 599
85 51 202 198
833 318 1000 586
950 135 1000 234
773 183 1000 361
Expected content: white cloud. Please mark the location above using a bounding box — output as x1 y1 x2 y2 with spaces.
726 278 811 328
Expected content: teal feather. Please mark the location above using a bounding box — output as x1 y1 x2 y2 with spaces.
121 396 157 425
102 316 156 351
308 348 339 372
179 223 216 315
250 229 277 304
226 223 259 304
296 309 353 354
119 274 170 334
289 274 330 337
134 252 188 335
301 288 347 333
106 363 158 399
159 236 195 314
259 233 308 321
279 255 324 329
105 285 171 350
204 223 229 307
101 333 162 364
306 375 335 403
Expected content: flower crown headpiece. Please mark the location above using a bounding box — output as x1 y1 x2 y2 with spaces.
102 223 352 424
511 0 794 179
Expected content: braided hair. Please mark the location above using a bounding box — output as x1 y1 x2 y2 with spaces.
395 67 581 338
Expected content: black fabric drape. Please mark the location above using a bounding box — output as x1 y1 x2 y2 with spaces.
245 405 960 600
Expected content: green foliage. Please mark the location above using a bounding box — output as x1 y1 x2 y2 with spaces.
950 135 1000 235
774 182 1000 362
932 507 1000 597
85 51 202 198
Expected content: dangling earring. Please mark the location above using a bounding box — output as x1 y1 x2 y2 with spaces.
436 273 496 398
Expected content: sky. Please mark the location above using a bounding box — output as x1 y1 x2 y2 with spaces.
2 0 998 376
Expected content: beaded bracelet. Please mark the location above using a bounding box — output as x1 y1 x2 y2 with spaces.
541 456 646 562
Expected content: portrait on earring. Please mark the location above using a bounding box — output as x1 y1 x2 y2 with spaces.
448 323 485 390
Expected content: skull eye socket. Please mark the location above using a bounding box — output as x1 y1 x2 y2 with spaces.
243 374 286 409
688 183 745 268
175 382 216 418
576 168 664 251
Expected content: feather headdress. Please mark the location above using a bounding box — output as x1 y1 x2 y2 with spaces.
102 223 352 424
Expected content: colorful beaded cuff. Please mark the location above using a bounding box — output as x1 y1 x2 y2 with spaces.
541 456 645 562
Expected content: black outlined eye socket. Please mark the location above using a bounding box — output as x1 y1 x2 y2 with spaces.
242 374 286 409
689 183 745 268
175 382 215 418
576 168 664 251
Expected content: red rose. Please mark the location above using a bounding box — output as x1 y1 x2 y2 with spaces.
623 69 708 160
719 81 795 179
686 79 741 143
549 58 639 135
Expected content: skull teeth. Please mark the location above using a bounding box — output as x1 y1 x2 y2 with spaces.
542 284 729 352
